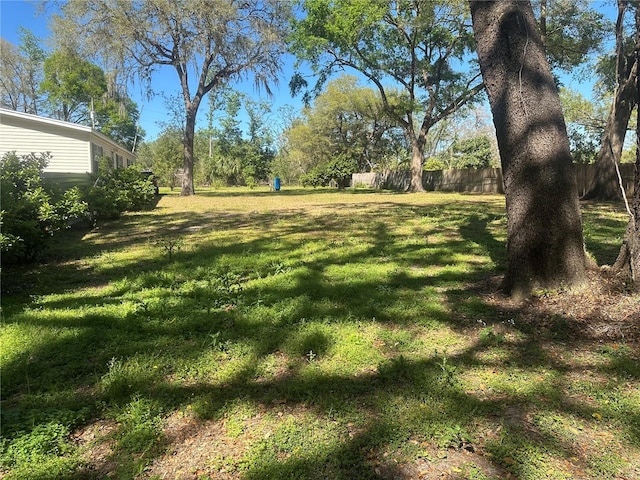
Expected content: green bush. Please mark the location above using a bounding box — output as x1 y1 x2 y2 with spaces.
450 135 494 169
83 184 122 220
0 153 156 264
301 154 358 189
423 157 447 171
0 152 88 263
85 160 156 219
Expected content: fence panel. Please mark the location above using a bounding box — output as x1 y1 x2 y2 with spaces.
353 164 634 196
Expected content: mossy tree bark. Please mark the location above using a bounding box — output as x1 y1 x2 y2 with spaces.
469 0 587 298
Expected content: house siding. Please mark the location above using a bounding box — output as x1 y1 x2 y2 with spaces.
0 110 92 173
0 108 135 175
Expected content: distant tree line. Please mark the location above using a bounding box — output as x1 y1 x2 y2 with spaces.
2 1 635 196
2 0 638 294
1 29 142 151
135 88 277 189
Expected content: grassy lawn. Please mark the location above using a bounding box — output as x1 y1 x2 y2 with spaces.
1 187 638 480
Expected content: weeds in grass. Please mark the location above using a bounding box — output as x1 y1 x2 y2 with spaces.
1 188 636 480
114 396 163 454
436 423 473 450
0 422 72 468
600 343 632 358
478 326 506 345
434 349 458 387
305 350 317 363
266 260 291 276
154 235 184 259
100 357 128 399
208 331 234 352
99 396 166 478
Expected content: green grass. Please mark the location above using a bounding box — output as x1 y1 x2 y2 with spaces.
1 187 637 480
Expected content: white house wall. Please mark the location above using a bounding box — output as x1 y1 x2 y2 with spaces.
0 109 136 174
0 110 92 174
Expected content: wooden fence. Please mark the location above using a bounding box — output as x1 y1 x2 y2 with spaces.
352 164 635 196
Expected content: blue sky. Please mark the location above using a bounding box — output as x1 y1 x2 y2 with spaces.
1 0 617 144
0 0 305 142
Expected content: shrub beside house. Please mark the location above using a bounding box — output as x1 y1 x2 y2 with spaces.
0 107 136 188
0 109 155 265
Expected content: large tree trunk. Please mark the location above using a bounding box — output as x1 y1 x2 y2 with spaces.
613 116 640 288
583 1 638 201
582 79 636 201
181 105 197 196
409 135 425 192
612 4 640 289
470 0 587 299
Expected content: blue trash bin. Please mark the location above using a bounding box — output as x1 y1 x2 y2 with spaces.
274 177 281 191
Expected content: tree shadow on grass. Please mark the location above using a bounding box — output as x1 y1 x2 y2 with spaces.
2 194 637 479
580 201 629 266
459 213 506 270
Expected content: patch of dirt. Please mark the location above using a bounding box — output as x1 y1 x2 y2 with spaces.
139 402 317 480
142 412 247 480
373 443 511 480
475 267 640 343
72 419 119 478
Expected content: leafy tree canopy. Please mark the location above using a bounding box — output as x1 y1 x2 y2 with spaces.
137 127 184 190
450 135 495 169
95 96 143 152
280 75 405 181
40 50 107 123
0 29 46 114
289 0 484 191
54 0 291 196
534 0 610 73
